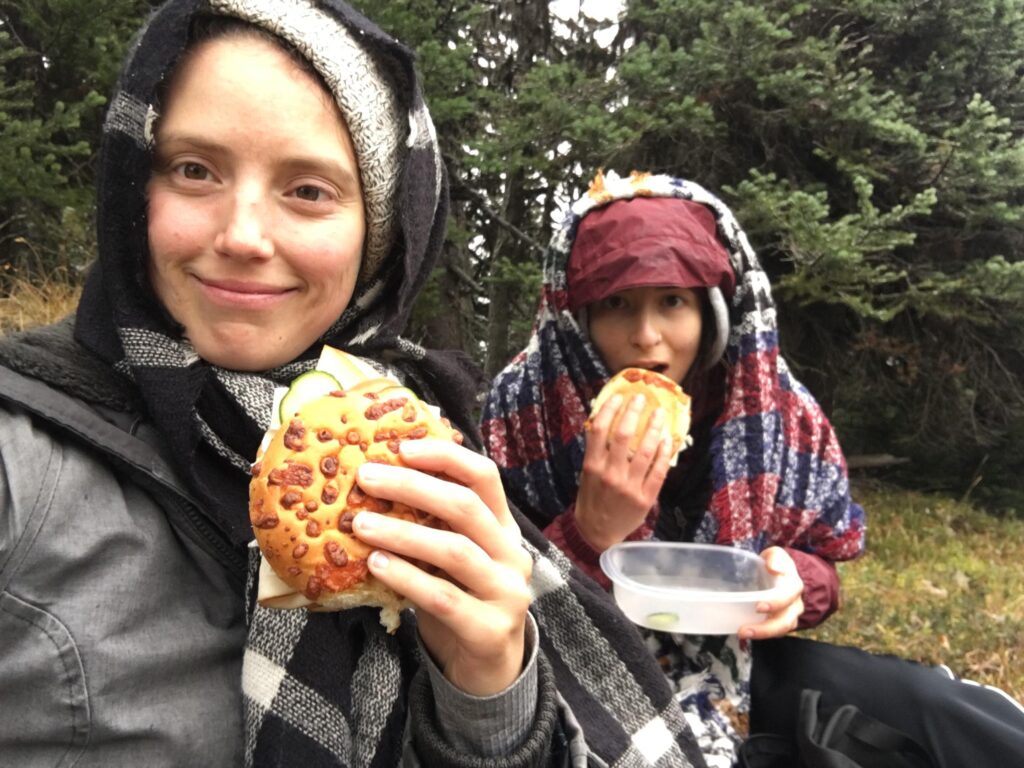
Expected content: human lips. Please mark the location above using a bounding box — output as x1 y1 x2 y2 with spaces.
196 276 296 307
631 361 670 375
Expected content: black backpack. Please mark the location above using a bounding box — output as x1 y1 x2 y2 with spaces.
740 688 934 768
746 637 1024 768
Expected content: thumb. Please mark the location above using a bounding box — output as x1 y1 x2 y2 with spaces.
762 546 790 575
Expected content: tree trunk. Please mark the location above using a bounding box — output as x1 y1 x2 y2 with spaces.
419 200 475 353
484 168 528 379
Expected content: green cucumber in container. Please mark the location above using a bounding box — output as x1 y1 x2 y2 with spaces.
645 612 680 630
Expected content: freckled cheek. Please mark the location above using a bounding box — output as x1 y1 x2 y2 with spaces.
294 240 363 292
147 193 214 259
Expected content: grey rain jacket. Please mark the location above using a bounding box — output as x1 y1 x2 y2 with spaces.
0 339 246 766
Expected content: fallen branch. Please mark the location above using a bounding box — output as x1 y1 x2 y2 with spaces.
847 454 911 470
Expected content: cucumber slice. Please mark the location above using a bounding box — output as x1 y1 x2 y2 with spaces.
279 370 342 422
644 612 680 631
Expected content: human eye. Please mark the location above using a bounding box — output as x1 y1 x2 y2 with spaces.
599 294 628 311
172 161 213 182
663 290 697 310
663 293 687 308
289 181 339 206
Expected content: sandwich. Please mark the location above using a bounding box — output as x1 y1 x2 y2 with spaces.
587 367 692 464
249 347 462 632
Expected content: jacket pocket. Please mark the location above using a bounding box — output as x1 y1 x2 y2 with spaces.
0 591 90 767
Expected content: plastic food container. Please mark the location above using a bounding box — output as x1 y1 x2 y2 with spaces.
599 542 783 635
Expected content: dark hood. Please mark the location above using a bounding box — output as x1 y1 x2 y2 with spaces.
77 0 449 370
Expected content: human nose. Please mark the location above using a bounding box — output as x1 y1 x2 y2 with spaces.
630 311 661 348
214 190 273 260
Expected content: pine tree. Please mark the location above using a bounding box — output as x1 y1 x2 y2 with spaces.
0 0 151 274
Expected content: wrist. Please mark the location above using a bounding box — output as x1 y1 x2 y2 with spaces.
446 629 526 697
569 504 616 554
574 520 613 552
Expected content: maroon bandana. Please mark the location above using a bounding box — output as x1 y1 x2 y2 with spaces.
566 197 736 312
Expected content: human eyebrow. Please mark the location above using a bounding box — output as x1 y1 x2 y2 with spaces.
150 133 227 169
152 132 223 154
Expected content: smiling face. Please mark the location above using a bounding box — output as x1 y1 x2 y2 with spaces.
146 34 366 371
587 286 704 385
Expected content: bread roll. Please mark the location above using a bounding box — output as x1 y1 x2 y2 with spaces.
249 377 463 632
587 367 692 463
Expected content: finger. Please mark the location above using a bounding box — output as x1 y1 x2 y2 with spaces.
354 511 524 596
589 392 623 437
759 548 804 605
739 602 802 640
756 587 804 616
608 394 645 462
396 439 517 532
355 459 527 569
761 546 796 576
641 433 673 498
583 393 623 466
364 546 531 642
741 598 802 638
756 575 804 613
629 406 667 478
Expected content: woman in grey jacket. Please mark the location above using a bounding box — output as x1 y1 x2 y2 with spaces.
0 1 707 767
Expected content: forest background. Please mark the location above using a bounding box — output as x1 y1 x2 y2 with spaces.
1 0 1022 696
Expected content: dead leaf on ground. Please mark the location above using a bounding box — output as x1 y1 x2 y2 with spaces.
918 579 948 598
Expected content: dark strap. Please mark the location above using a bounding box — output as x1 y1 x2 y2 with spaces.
799 689 935 768
737 733 797 768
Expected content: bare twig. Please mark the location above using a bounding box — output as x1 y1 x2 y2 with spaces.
445 163 547 255
847 454 912 470
960 454 989 504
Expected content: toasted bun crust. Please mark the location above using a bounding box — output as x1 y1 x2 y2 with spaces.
587 368 692 461
249 378 462 632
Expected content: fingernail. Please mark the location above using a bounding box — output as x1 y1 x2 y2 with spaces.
354 511 381 531
399 439 425 456
756 602 769 613
358 463 385 482
630 394 645 409
608 394 623 409
369 550 390 570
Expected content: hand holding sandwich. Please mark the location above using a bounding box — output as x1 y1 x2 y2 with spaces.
353 438 533 697
576 392 674 551
250 362 534 698
575 368 692 551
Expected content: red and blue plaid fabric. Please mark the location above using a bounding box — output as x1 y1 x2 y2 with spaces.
482 171 865 562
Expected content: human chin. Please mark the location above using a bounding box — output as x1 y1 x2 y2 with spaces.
187 321 299 371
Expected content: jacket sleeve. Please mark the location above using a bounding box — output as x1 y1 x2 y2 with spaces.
543 503 659 592
416 614 540 757
403 648 568 768
786 547 841 629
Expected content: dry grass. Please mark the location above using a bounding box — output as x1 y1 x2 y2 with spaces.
807 480 1024 703
0 270 82 334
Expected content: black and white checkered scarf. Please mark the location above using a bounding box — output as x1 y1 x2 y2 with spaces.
61 0 709 765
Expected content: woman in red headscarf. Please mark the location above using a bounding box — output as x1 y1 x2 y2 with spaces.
482 170 864 764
